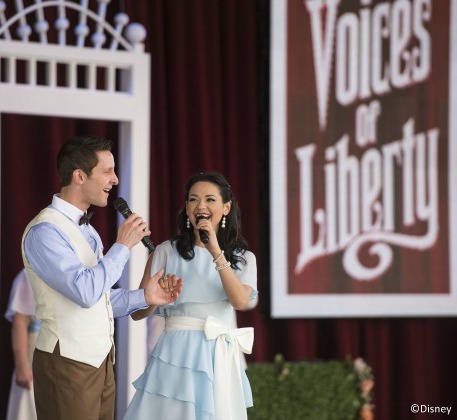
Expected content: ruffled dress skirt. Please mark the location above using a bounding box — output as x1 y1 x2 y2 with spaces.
123 327 253 420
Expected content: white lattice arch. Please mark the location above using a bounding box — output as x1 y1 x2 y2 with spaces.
0 1 150 417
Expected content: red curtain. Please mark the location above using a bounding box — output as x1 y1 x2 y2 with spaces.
1 2 456 419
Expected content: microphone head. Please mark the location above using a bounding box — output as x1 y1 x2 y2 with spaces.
113 197 131 218
113 197 127 209
195 215 209 244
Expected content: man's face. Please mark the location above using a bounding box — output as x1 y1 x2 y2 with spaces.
82 151 118 207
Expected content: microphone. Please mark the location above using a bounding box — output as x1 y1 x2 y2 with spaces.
195 214 209 245
113 197 155 253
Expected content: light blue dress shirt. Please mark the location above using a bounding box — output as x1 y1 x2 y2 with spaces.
23 194 147 317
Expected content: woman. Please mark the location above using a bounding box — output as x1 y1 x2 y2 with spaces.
124 172 258 420
5 269 39 420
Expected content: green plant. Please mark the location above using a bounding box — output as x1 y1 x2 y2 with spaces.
246 355 373 420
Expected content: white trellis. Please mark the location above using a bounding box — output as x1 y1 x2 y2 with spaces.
0 1 151 417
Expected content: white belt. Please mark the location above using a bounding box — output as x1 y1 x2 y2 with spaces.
165 316 254 420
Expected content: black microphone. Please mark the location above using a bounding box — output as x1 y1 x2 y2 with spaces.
195 215 209 244
113 197 155 253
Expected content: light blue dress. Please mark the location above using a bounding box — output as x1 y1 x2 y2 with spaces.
123 240 258 420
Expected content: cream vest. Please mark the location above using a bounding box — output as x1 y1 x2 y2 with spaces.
21 208 115 368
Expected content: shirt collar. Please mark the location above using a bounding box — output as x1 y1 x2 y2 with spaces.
51 194 86 225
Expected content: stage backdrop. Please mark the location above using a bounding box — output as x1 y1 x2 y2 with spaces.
270 0 457 317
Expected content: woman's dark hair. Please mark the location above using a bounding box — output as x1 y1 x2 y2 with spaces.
57 135 113 186
172 172 248 269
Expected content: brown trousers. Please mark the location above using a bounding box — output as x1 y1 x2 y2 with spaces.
32 342 115 420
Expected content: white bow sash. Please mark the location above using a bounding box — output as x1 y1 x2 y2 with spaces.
164 315 254 419
204 315 254 420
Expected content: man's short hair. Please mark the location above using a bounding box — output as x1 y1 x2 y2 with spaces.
57 135 113 187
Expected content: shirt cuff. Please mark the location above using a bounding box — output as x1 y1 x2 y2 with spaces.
130 288 148 308
107 242 130 260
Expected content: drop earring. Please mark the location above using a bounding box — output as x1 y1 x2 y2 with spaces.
187 218 190 229
222 216 226 229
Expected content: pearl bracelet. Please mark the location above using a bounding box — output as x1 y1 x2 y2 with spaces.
215 261 231 271
213 250 224 263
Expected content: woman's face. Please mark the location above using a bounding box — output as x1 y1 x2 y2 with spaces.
186 181 231 233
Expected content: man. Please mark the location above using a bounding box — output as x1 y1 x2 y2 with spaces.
21 135 182 420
